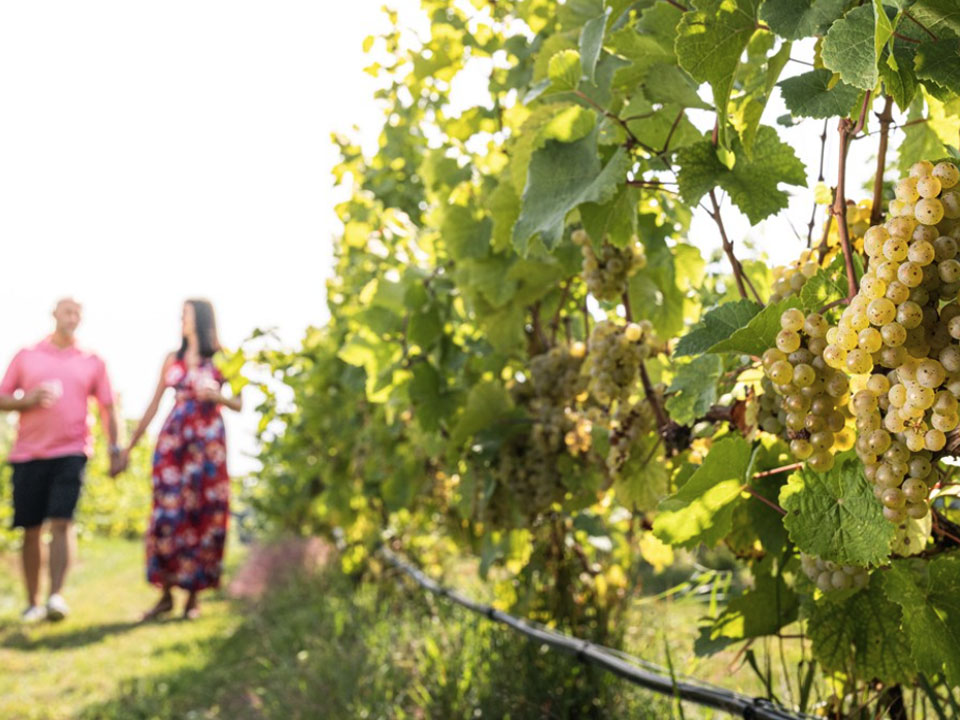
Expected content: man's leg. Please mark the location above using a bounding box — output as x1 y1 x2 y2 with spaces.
48 518 74 597
22 525 43 607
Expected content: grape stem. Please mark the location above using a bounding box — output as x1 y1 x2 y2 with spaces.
831 91 871 300
708 188 762 303
869 95 895 227
806 119 829 249
741 484 787 516
904 10 939 42
752 462 803 478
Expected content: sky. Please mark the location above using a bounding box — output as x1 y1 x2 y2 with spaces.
0 1 417 473
0 6 906 475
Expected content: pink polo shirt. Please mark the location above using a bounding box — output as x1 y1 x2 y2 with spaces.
0 338 115 462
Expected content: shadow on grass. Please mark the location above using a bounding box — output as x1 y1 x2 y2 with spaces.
2 618 177 651
77 563 674 720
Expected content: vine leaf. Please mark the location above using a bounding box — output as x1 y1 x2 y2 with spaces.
675 299 762 357
779 454 894 566
799 252 865 312
805 575 916 684
879 46 919 110
880 555 960 687
676 126 806 224
579 8 611 83
708 297 802 357
548 49 582 92
759 0 846 40
450 380 513 446
909 0 960 39
652 436 752 549
697 563 798 655
779 69 862 119
665 354 723 426
914 40 960 96
675 0 760 148
513 128 629 254
821 5 879 91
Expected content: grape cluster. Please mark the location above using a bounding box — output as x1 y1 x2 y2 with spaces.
529 343 587 403
761 309 854 472
800 552 869 592
830 160 960 522
573 229 647 302
586 320 653 404
606 401 656 477
769 249 820 303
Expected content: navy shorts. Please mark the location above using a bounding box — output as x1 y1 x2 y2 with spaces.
10 455 87 529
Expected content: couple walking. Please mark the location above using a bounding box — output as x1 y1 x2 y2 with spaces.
0 298 241 623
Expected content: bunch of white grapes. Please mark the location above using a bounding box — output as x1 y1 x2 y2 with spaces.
586 320 653 404
573 229 647 302
605 402 656 478
800 552 869 592
761 309 854 472
529 343 587 403
769 249 820 303
822 159 960 522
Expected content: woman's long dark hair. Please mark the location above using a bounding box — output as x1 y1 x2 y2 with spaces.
178 298 221 360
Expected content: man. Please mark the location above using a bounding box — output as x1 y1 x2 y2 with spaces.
0 298 122 622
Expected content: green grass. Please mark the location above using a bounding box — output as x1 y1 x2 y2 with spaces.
0 537 682 719
0 537 243 720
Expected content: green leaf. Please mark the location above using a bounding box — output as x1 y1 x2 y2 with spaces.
676 126 807 224
897 94 960 174
799 252 864 311
644 64 711 109
915 40 960 95
665 354 723 426
607 25 674 90
653 436 752 549
613 433 670 512
709 297 802 357
548 49 582 92
629 218 687 337
579 185 638 248
451 380 514 446
442 204 492 261
489 179 521 254
779 454 894 566
513 128 629 254
675 299 762 356
880 46 919 110
759 0 847 40
732 38 792 156
806 575 916 684
909 0 960 40
779 70 863 119
675 0 760 147
873 0 898 70
697 566 798 654
579 9 611 83
881 555 960 687
821 5 879 91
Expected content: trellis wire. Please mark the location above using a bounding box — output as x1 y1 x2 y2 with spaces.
381 548 818 720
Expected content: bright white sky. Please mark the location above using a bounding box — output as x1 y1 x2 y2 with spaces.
0 7 902 475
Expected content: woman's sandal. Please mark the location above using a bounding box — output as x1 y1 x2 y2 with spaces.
141 595 174 622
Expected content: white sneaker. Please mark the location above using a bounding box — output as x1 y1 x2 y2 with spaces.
21 605 47 623
46 594 69 622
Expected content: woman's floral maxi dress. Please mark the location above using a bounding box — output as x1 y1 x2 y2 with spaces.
146 357 229 591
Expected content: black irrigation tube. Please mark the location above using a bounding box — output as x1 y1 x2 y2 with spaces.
381 548 817 720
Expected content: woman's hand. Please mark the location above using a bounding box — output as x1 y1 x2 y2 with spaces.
110 447 130 477
196 385 223 404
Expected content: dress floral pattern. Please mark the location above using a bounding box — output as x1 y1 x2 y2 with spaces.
146 357 229 591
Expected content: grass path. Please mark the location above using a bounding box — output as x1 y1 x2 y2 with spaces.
0 537 243 720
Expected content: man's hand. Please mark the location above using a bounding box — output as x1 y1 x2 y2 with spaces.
23 386 56 410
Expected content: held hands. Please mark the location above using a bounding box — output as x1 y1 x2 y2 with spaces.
109 447 130 478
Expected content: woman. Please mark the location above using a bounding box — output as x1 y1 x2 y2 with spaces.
122 299 241 620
